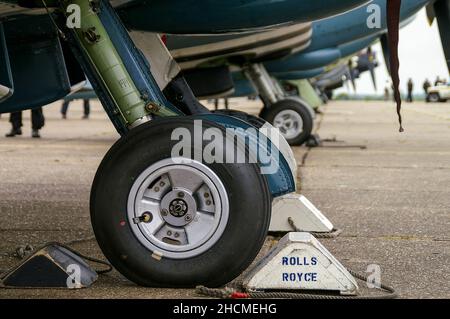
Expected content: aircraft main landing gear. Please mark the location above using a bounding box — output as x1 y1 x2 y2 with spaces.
91 118 271 287
60 0 276 288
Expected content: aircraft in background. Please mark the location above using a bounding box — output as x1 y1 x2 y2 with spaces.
164 0 438 145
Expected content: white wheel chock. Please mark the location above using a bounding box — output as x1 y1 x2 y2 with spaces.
243 232 359 295
270 193 334 233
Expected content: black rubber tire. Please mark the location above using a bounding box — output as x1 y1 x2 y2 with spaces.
428 93 441 103
90 117 271 288
259 99 313 146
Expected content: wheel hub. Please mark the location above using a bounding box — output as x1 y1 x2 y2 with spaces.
170 199 187 217
160 190 197 227
127 158 229 259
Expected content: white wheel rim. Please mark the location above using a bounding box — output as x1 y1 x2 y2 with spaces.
127 158 229 259
273 109 304 140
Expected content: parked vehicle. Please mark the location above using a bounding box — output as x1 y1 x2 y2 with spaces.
427 84 450 102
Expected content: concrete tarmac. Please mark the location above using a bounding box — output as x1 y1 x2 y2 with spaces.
0 99 448 298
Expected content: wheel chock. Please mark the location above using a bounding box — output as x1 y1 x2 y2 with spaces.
306 134 322 147
270 194 334 233
0 244 98 289
243 232 359 295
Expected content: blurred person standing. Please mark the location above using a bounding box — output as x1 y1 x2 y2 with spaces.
5 107 45 138
61 98 90 119
384 80 391 101
61 80 93 119
423 79 431 102
406 78 414 102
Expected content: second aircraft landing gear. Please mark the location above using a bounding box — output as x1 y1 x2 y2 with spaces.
260 99 313 146
243 63 315 146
